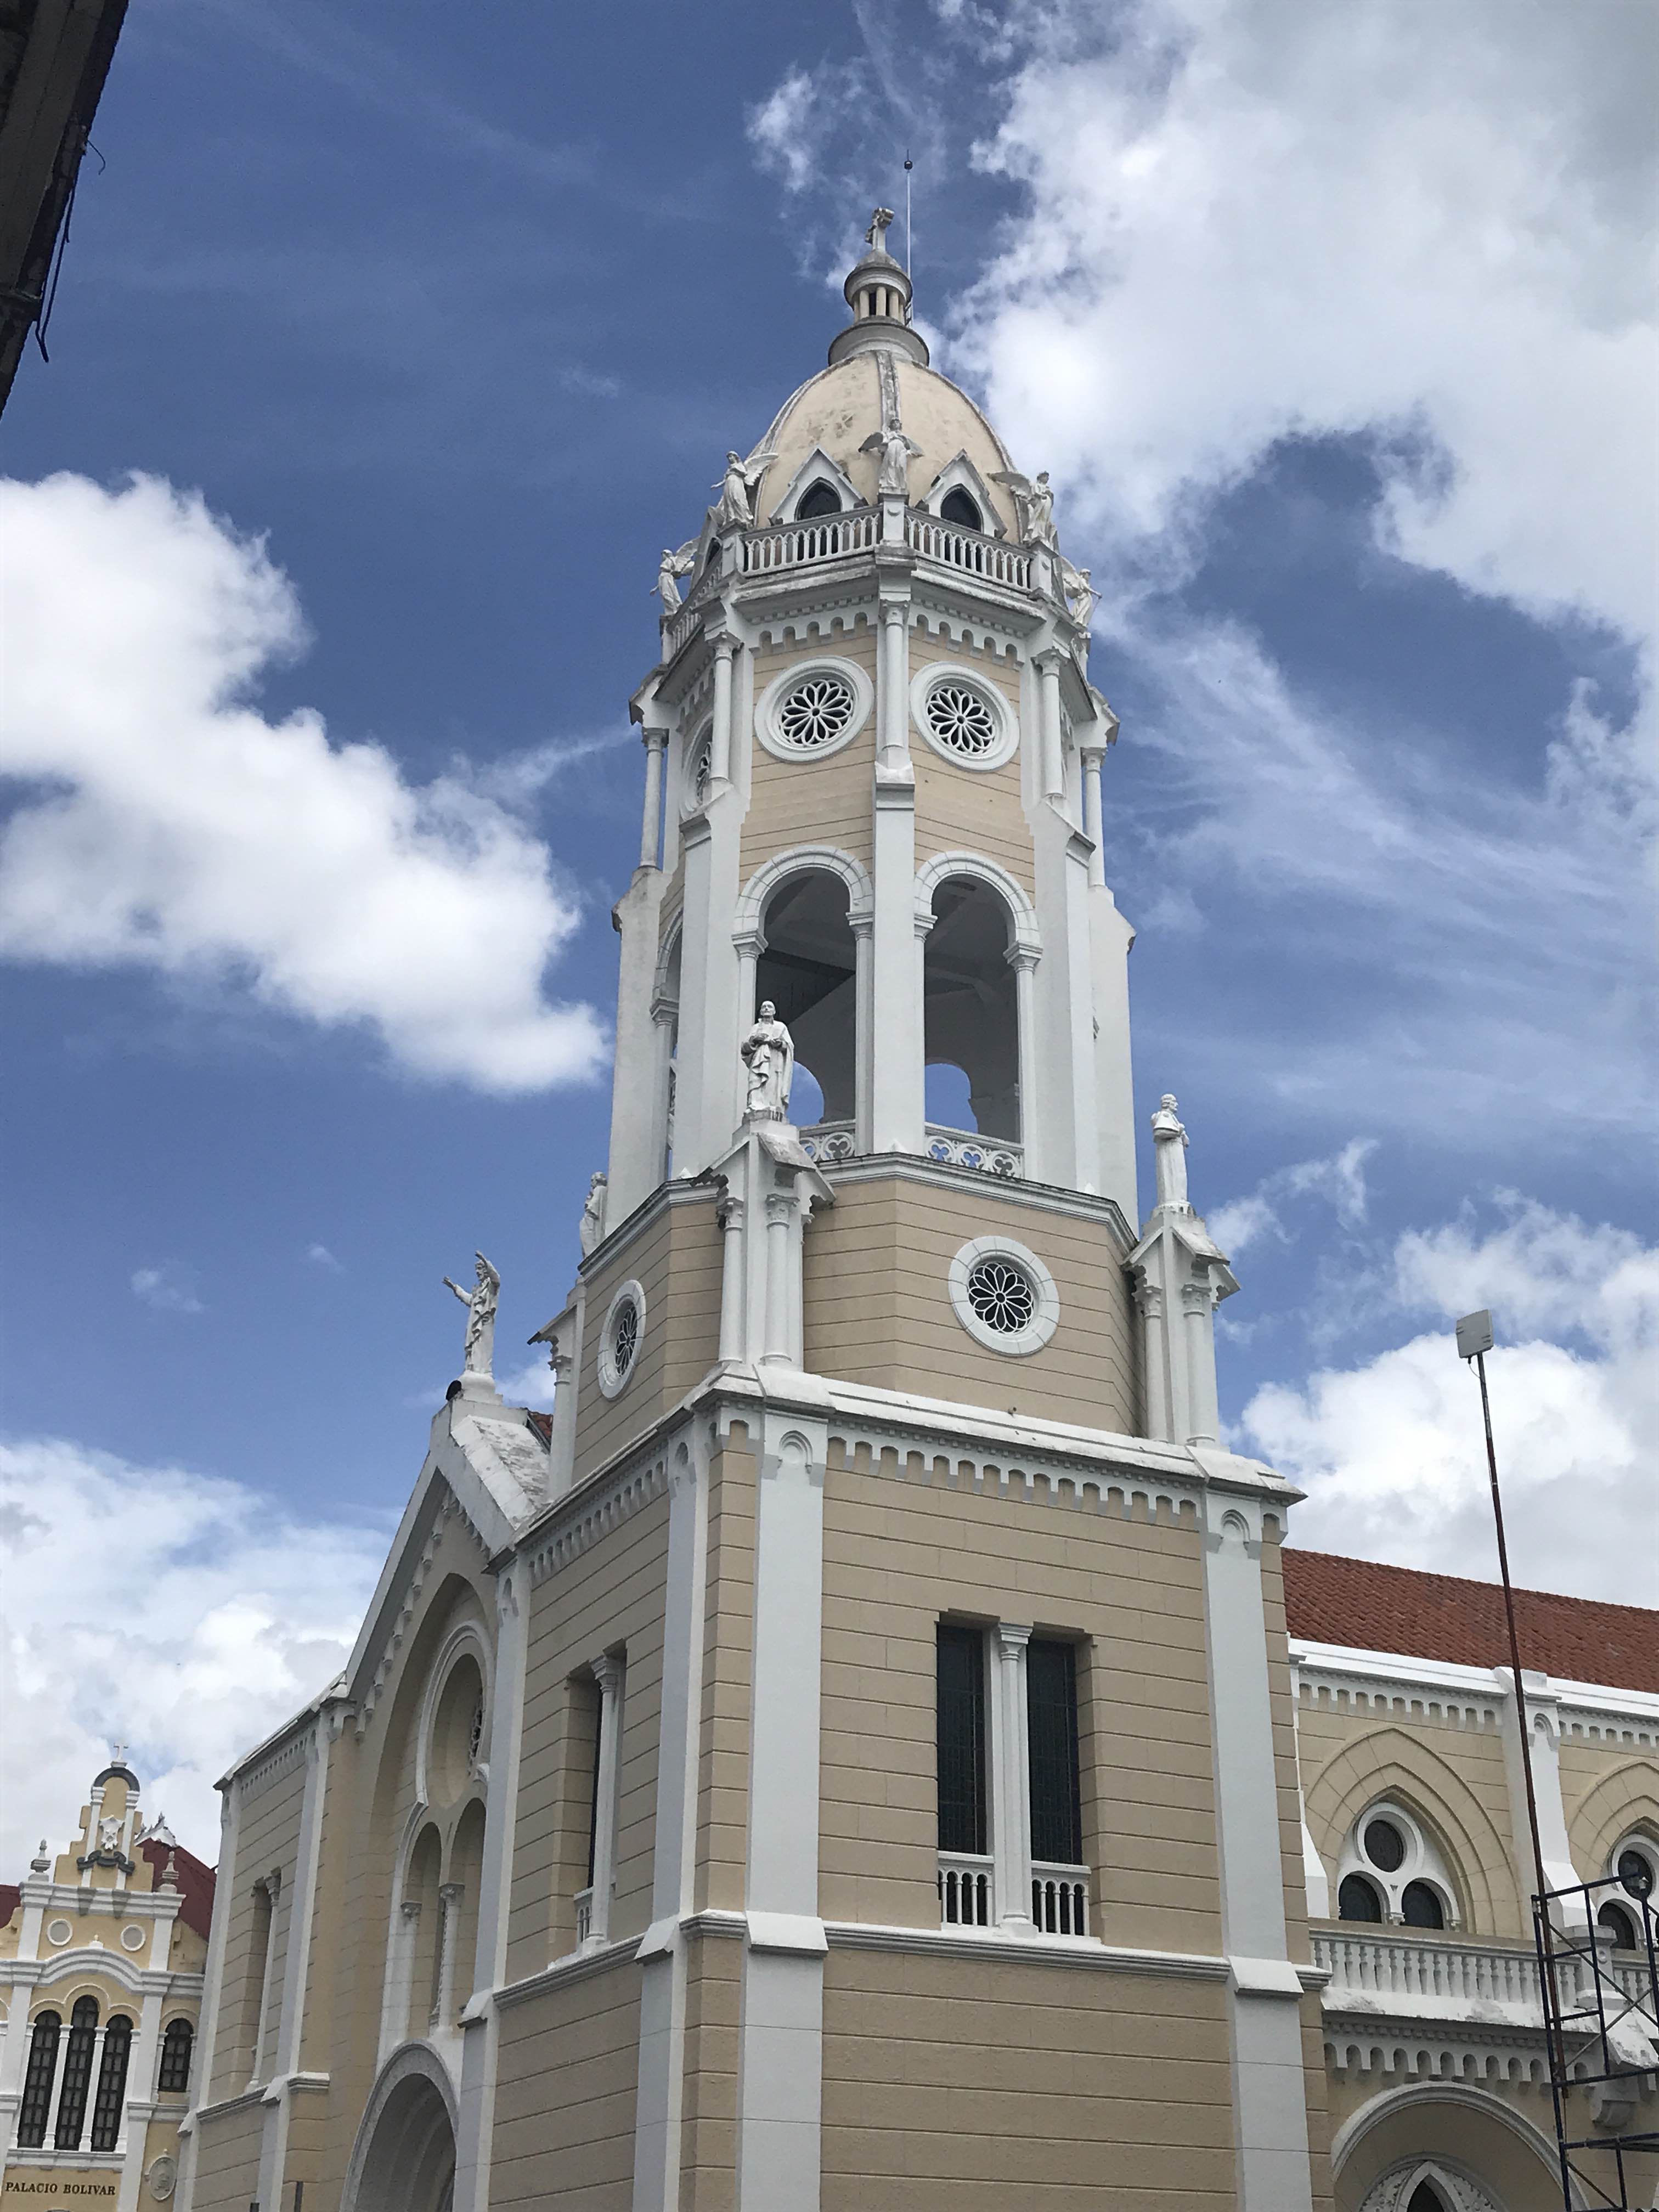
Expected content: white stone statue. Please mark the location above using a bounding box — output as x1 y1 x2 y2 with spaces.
992 467 1058 548
98 1814 121 1852
578 1171 608 1256
1058 555 1096 624
1150 1094 1190 1210
443 1250 500 1375
860 422 921 498
741 1001 795 1121
865 206 896 255
653 545 694 613
710 449 776 532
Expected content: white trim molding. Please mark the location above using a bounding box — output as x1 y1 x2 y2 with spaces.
754 654 873 764
909 658 1018 771
734 843 874 938
596 1279 646 1400
947 1235 1060 1357
912 850 1041 957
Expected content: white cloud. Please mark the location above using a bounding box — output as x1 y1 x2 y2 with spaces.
493 1357 558 1413
1210 1137 1376 1257
131 1263 204 1314
304 1242 343 1271
1248 1197 1657 1604
955 0 1658 645
0 1438 385 1868
0 473 606 1093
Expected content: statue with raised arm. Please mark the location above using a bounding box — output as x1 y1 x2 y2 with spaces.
991 467 1059 548
578 1171 608 1256
443 1250 500 1375
653 545 695 613
865 206 896 256
711 449 776 532
1150 1096 1190 1211
740 1000 795 1122
860 421 921 499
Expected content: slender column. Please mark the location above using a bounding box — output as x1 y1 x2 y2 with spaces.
1036 651 1065 800
386 1900 420 2051
1007 948 1039 1161
877 596 911 771
256 1716 329 2212
543 1322 578 1498
587 1653 626 1948
716 1194 747 1363
709 634 736 784
639 727 668 869
650 998 676 1179
1080 742 1107 886
991 1624 1035 1931
433 1883 464 2029
45 2024 74 2147
733 928 763 1048
1182 1282 1221 1445
761 1191 792 1364
850 914 874 1154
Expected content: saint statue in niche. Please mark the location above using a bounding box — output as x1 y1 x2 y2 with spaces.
443 1251 500 1375
741 1002 795 1122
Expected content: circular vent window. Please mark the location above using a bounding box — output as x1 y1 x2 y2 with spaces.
757 656 871 763
911 662 1017 771
927 682 998 759
948 1236 1059 1356
777 674 856 751
597 1279 647 1397
966 1255 1036 1335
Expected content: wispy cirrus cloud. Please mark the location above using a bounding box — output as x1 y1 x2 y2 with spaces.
131 1263 204 1315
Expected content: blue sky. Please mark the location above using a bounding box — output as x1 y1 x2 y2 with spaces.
2 0 1654 1861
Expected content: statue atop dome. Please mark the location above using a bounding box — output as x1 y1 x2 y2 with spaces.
712 449 775 532
864 206 897 258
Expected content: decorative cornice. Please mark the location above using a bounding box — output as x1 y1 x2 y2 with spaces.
523 1447 671 1588
823 1919 1232 1979
820 1149 1135 1251
494 1934 640 2011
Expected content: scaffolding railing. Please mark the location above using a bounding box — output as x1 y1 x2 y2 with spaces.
1533 1869 1659 2208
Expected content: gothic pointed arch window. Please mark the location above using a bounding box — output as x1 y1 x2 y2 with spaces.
17 2010 60 2147
54 1994 99 2148
939 487 983 532
89 2013 132 2151
795 479 842 521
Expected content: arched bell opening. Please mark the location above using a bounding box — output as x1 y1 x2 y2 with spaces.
923 875 1020 1143
755 869 857 1130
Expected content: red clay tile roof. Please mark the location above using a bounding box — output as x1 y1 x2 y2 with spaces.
1284 1549 1659 1696
0 1883 18 1931
138 1837 216 1942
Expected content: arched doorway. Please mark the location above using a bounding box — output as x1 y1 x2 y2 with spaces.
343 2047 457 2212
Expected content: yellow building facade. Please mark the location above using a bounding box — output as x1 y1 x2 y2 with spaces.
167 217 1657 2211
1 1759 213 2210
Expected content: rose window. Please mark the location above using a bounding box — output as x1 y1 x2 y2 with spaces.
690 732 713 803
966 1256 1036 1335
926 681 999 759
611 1299 640 1379
777 674 856 751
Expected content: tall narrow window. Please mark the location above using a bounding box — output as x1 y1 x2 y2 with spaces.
54 1994 99 2148
157 2017 194 2095
244 1875 275 2084
17 2012 60 2147
935 1625 988 1855
1026 1639 1082 1866
940 487 983 531
88 2014 132 2151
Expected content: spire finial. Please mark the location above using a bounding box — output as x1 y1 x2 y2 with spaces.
829 207 928 369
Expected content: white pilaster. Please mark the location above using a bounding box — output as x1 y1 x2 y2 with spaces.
1198 1493 1315 2211
639 726 668 870
1079 741 1107 887
872 590 921 1151
1036 650 1065 800
761 1192 793 1364
174 1782 239 2205
255 1715 329 2212
716 1193 747 1363
990 1623 1035 1932
586 1652 627 1949
632 1430 711 2212
1496 1669 1584 1927
738 1412 828 2212
850 916 874 1154
709 634 736 785
606 859 669 1222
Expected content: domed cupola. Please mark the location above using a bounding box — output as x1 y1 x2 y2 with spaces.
828 207 929 368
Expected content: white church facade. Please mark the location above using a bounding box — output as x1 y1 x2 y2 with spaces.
158 216 1658 2212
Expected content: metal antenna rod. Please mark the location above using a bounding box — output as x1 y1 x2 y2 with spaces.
1457 1308 1573 2209
904 151 913 278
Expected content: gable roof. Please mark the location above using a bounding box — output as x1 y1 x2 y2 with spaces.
1284 1548 1659 1696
